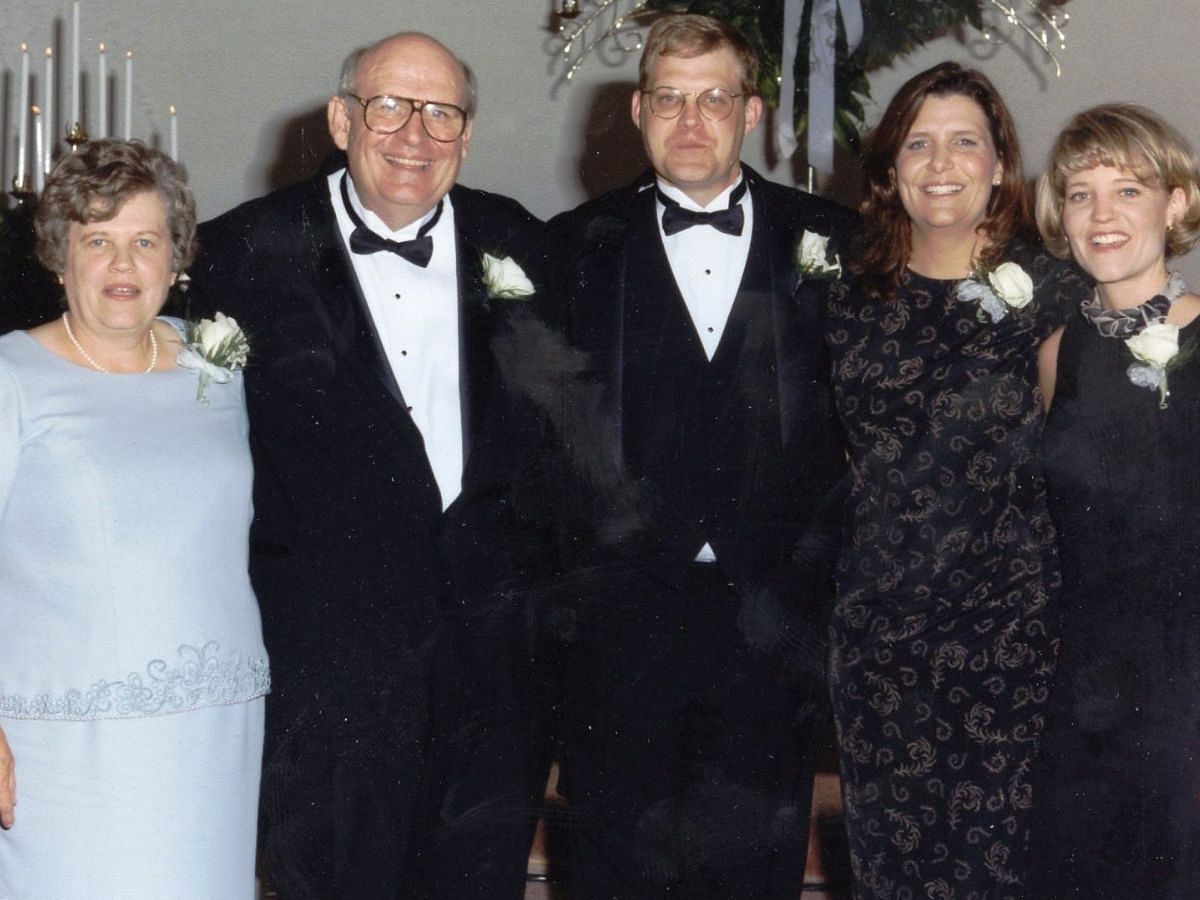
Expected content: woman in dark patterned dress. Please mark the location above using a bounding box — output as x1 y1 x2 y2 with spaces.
1027 105 1200 899
825 63 1084 899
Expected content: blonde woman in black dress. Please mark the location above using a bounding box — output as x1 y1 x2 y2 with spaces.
1029 104 1200 899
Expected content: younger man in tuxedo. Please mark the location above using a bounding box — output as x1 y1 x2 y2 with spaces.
189 32 559 899
547 14 856 898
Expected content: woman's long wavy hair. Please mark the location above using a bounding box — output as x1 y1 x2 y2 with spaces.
850 62 1033 301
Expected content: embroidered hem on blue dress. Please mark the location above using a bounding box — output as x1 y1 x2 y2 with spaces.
0 640 270 720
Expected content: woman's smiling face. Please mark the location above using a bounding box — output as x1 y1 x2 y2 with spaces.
894 94 1003 243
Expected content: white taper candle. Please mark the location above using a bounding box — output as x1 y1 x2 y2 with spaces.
17 43 29 188
123 51 133 139
97 43 107 138
32 106 43 192
43 48 53 175
70 1 81 126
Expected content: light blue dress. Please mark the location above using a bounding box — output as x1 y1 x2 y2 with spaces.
0 321 269 898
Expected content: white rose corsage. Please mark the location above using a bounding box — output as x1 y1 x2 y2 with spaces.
795 230 841 281
176 312 250 404
1126 321 1194 409
957 261 1034 323
481 252 534 300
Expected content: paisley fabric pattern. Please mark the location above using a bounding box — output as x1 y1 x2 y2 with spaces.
824 243 1084 899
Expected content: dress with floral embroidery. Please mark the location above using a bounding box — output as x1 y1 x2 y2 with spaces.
824 241 1084 900
0 321 268 899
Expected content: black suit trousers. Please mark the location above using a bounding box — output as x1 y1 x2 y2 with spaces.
557 561 826 900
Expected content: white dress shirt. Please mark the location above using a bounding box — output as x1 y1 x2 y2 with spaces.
328 170 463 510
654 174 754 360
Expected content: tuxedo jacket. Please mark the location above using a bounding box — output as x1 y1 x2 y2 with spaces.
188 170 558 722
0 208 61 334
547 166 857 624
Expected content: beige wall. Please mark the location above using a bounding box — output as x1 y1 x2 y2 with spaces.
3 0 1198 278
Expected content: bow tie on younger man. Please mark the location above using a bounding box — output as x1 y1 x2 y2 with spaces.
340 174 442 268
657 179 747 237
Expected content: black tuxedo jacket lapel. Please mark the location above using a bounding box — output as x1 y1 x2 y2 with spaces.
772 254 813 454
453 195 498 476
744 169 818 453
564 189 647 470
446 184 549 496
750 174 804 451
746 165 861 456
302 180 431 452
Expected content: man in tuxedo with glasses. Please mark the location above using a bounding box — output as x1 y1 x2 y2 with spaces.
547 13 857 898
190 31 560 899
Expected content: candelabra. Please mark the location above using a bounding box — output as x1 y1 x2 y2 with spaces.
5 2 175 209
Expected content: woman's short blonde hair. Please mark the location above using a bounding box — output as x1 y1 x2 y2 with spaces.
1036 104 1200 259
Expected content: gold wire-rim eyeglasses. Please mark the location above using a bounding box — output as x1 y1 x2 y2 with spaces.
640 87 748 122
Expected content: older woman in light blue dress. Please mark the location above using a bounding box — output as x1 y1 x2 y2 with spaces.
0 139 268 898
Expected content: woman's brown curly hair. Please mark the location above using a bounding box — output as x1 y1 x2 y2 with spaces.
35 138 196 275
850 62 1033 301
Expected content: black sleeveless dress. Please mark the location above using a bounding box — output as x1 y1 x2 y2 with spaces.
1027 310 1200 898
825 242 1085 899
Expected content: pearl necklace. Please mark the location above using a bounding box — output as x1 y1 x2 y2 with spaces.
61 312 158 374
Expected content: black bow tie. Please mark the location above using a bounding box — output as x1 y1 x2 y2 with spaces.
340 173 441 268
657 179 747 236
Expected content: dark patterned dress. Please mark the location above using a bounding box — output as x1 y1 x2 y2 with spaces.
824 242 1083 899
1026 311 1200 898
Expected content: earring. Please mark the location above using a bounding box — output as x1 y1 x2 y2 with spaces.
57 275 64 286
993 175 1002 186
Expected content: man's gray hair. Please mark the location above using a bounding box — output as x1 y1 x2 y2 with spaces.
337 32 478 118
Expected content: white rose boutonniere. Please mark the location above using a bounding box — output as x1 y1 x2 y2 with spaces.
988 262 1034 310
481 252 535 300
957 261 1034 323
176 312 250 404
1126 320 1193 409
795 230 841 281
